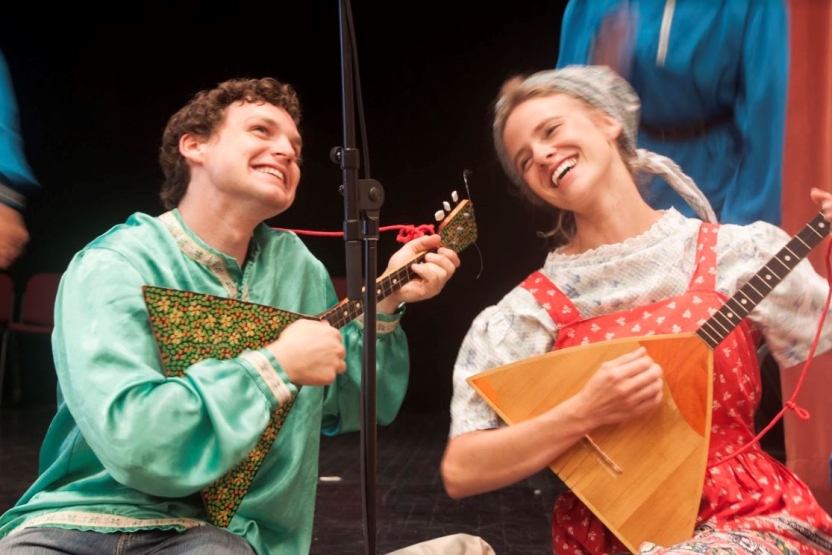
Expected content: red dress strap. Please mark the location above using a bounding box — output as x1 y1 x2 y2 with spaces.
688 222 720 291
520 271 582 329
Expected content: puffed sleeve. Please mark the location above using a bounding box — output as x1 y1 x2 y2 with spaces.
448 286 559 438
716 221 832 368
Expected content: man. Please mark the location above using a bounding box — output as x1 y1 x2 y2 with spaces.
0 50 39 269
0 77 459 554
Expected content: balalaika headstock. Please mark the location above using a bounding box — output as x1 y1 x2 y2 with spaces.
435 190 477 254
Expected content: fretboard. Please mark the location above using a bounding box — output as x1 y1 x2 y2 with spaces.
696 212 830 349
319 250 432 329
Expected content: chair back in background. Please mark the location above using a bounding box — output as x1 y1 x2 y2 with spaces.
0 273 13 327
13 272 62 331
331 277 348 301
1 272 62 407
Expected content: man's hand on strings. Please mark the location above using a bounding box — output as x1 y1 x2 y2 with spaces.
377 234 460 314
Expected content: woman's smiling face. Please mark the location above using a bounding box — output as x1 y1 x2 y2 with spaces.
502 93 623 211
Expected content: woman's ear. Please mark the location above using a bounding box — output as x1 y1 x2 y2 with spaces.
596 112 623 143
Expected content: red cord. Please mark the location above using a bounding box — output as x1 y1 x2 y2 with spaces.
272 223 437 244
718 238 832 465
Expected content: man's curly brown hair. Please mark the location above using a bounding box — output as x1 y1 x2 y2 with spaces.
158 77 302 209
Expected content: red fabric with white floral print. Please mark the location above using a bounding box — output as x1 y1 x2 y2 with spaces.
520 223 832 555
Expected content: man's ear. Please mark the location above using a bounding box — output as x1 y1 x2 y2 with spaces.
179 133 205 164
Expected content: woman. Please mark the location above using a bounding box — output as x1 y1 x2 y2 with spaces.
441 65 832 555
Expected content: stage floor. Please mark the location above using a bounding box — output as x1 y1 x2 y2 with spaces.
1 404 563 554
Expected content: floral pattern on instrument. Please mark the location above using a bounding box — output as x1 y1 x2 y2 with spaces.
143 285 301 527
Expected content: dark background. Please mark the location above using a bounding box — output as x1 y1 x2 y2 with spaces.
0 2 568 413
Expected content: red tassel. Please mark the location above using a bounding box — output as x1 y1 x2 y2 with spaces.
394 224 436 244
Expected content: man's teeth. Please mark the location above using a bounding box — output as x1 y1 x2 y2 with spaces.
257 167 284 180
551 158 576 187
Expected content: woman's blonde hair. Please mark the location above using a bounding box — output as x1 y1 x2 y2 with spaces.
492 65 716 246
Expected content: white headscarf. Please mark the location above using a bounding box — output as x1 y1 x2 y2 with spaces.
493 65 717 223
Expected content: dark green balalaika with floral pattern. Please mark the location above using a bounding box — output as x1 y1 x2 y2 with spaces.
142 197 477 527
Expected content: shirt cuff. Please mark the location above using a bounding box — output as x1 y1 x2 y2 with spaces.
355 303 405 334
239 348 298 406
0 181 26 210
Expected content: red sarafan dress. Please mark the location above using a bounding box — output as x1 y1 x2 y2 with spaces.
520 223 832 555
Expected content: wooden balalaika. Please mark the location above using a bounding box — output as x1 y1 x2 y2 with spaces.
142 192 477 527
467 212 830 553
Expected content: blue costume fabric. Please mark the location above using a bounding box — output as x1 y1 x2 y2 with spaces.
0 50 39 210
556 0 789 225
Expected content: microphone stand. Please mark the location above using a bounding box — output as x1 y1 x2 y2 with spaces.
332 1 384 553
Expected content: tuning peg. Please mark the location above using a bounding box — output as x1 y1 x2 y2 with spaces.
443 201 451 212
435 210 446 222
451 190 459 202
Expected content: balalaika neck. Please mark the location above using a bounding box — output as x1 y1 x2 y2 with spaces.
318 250 433 329
696 212 830 349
